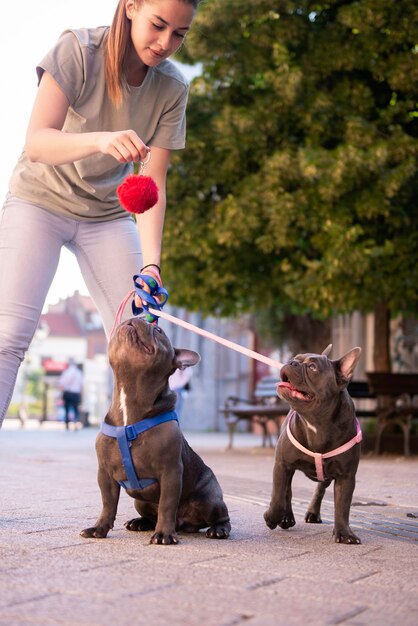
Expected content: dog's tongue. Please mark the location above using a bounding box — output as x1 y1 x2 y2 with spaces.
277 381 311 401
277 381 296 392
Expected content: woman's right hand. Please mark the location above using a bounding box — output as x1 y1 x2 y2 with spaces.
98 130 150 164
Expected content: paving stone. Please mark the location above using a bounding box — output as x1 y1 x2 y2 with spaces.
1 423 417 625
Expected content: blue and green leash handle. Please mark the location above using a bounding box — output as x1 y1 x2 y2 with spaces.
132 273 169 323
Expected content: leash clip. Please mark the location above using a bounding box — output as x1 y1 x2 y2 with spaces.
132 273 169 323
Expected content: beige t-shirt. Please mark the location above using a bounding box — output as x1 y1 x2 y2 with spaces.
9 27 189 222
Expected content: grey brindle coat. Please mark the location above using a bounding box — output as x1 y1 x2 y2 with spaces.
81 317 230 544
264 345 362 544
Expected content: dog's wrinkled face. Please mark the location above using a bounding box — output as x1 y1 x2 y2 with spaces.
109 317 175 378
109 317 200 394
277 345 361 417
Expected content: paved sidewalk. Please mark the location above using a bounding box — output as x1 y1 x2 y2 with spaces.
1 420 417 626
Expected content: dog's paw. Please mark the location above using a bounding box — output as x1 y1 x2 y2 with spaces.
80 526 109 539
264 509 295 530
125 517 156 532
206 522 230 539
333 528 361 545
150 530 179 545
305 512 322 524
278 513 296 529
264 509 278 529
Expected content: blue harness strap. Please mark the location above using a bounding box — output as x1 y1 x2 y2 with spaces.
100 411 178 491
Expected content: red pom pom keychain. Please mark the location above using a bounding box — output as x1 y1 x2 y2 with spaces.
117 152 159 214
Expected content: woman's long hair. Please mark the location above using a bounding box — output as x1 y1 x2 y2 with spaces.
105 0 132 108
105 0 199 108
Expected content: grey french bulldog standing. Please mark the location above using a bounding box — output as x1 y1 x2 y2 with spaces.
81 317 230 544
264 345 363 544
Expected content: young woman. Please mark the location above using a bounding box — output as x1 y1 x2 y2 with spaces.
0 0 198 427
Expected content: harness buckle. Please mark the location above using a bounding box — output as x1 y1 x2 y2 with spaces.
125 424 137 441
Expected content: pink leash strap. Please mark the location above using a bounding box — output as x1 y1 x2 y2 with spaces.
286 412 362 481
109 289 284 371
148 307 284 370
109 290 135 340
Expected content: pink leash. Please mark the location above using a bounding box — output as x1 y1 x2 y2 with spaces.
110 289 137 340
110 290 284 371
286 411 363 481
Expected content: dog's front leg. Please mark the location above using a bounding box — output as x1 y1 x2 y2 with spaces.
333 475 361 544
80 468 121 539
264 462 296 530
150 470 182 545
305 479 332 523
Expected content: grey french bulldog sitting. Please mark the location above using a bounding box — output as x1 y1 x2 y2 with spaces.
81 317 230 544
264 345 363 544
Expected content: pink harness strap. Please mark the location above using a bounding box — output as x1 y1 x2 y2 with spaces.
286 412 362 481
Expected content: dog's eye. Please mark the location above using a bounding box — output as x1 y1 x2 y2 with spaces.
308 363 317 371
155 326 162 333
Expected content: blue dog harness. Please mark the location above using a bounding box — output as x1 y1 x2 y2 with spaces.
100 411 178 491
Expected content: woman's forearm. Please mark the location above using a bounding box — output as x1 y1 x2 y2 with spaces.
137 192 167 268
135 146 170 270
25 74 147 166
25 128 105 166
26 127 149 167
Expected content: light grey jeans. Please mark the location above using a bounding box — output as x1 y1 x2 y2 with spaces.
0 194 143 426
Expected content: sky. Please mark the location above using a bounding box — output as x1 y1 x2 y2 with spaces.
1 1 198 311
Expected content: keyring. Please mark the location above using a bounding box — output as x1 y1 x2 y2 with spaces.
139 152 151 174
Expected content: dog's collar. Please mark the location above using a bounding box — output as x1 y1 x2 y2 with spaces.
286 411 362 482
101 411 178 491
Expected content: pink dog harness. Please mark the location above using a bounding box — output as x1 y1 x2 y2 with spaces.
286 411 363 481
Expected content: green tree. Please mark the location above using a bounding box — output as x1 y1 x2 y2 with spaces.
165 0 418 369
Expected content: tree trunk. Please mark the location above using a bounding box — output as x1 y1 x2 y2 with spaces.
373 302 391 372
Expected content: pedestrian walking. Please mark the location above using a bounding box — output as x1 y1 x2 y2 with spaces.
59 360 84 429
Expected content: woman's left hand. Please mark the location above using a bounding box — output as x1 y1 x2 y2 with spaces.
134 264 163 312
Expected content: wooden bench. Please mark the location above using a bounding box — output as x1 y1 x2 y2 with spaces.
223 377 377 449
221 376 289 449
222 373 418 454
347 381 377 418
366 372 418 456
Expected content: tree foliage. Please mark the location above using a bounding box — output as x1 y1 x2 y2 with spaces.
164 0 418 328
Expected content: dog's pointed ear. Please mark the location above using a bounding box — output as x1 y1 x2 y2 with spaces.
334 347 362 387
174 348 201 370
322 344 333 357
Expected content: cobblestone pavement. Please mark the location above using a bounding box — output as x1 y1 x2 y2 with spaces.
1 420 417 626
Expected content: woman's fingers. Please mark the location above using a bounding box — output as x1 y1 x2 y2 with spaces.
101 130 150 162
